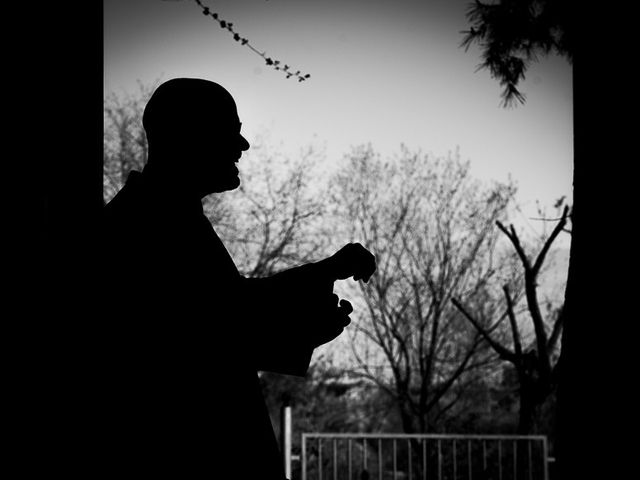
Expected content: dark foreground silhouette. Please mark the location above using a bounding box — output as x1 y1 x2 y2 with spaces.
102 78 376 479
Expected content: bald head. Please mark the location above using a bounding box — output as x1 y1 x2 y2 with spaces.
142 78 250 196
143 78 238 144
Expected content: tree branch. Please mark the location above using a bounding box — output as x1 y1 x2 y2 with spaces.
192 0 311 82
548 305 564 353
427 330 481 412
496 221 530 270
451 297 514 361
532 205 569 274
498 218 552 377
503 285 522 358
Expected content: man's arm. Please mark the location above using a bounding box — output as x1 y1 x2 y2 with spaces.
240 243 374 376
238 275 347 375
260 242 376 292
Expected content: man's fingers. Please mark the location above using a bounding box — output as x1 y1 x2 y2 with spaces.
352 245 376 283
337 299 352 327
339 299 353 315
336 311 351 327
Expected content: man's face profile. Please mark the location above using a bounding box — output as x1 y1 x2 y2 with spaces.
143 78 251 196
184 111 250 195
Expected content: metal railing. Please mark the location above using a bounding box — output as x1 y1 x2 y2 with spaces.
301 433 549 480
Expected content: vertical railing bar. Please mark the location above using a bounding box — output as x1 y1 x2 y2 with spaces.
482 440 487 474
333 439 338 480
513 440 517 480
408 439 413 480
542 437 550 480
378 439 383 480
468 439 472 480
364 438 368 476
422 439 427 480
438 439 442 480
302 435 307 480
527 440 533 480
393 439 397 480
348 439 353 480
498 440 502 480
453 439 457 480
319 438 323 480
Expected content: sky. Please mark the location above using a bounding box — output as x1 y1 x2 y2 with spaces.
104 0 574 247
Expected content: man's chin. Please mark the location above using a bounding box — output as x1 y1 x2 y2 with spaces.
211 176 240 193
228 176 241 190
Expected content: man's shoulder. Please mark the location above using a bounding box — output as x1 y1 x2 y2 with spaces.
103 173 158 242
103 171 170 226
104 171 144 208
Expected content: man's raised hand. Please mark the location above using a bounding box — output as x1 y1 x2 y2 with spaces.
327 243 376 283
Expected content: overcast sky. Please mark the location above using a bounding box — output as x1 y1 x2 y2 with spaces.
104 0 573 246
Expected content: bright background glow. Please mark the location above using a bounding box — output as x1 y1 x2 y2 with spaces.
104 0 573 247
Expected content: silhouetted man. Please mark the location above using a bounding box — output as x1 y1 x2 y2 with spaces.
102 78 376 479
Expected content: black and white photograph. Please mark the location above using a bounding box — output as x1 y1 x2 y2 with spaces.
29 1 632 479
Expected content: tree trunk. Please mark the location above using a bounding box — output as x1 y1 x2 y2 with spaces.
517 386 535 435
398 402 416 434
556 6 626 477
555 48 590 480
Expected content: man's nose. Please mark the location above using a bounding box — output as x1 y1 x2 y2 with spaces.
239 134 250 151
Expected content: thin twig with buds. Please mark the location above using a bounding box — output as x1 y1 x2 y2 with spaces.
192 0 311 82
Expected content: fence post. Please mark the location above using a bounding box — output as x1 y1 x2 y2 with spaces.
280 402 292 479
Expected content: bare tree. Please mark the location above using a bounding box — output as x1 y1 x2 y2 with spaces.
452 205 569 433
331 145 519 433
212 144 331 278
